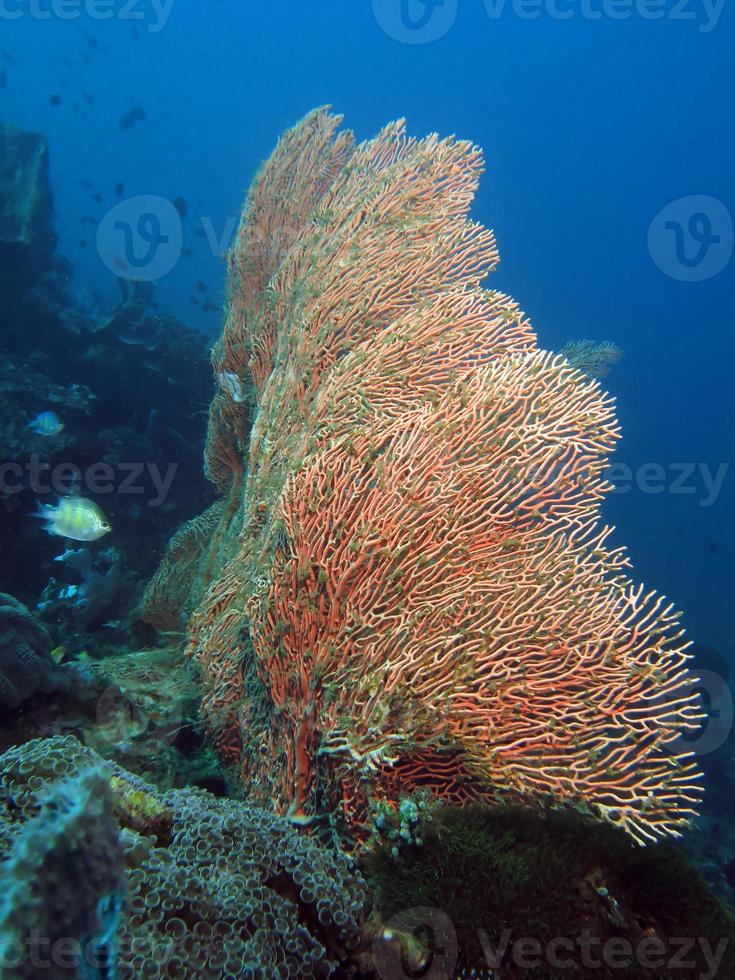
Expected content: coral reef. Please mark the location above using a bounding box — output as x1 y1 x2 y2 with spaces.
0 749 124 979
0 118 213 657
0 643 221 798
0 592 71 709
363 802 735 978
37 547 139 650
79 646 204 784
0 736 368 978
162 108 703 844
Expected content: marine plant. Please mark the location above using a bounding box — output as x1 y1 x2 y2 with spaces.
147 108 703 845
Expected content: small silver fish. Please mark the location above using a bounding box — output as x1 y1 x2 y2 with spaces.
28 411 65 436
32 496 111 542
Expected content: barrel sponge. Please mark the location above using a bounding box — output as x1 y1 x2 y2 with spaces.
0 740 125 979
0 593 70 709
0 737 368 977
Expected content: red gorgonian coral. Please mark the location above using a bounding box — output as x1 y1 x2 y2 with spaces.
149 108 703 845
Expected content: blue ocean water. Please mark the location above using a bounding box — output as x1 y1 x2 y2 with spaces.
2 1 730 659
1 3 735 974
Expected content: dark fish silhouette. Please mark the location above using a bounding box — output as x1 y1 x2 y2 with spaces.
173 196 188 219
194 228 207 239
195 281 207 292
83 92 95 106
83 32 99 49
190 296 200 306
80 240 88 248
115 182 124 196
0 49 18 65
79 179 93 189
49 93 62 107
0 66 6 89
81 216 98 226
119 106 147 131
182 247 193 257
203 302 219 313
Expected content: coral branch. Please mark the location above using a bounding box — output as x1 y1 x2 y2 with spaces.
174 110 703 844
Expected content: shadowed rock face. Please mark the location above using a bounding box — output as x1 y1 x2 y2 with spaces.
0 120 55 278
0 593 70 710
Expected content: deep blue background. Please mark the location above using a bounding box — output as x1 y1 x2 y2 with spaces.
1 0 732 656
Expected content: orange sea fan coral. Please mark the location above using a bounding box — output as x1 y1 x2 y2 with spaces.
177 108 703 844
